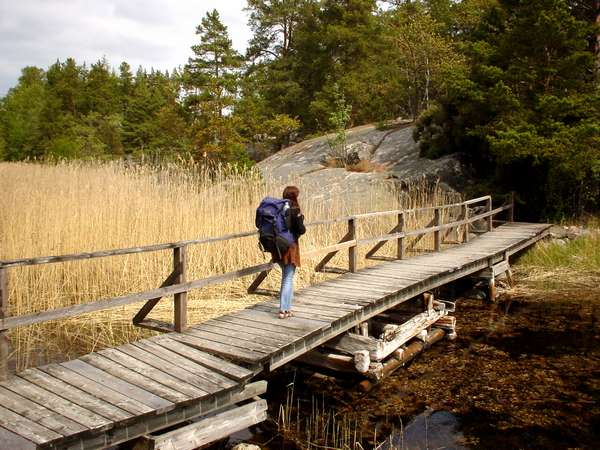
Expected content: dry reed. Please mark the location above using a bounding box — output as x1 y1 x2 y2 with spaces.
0 160 460 371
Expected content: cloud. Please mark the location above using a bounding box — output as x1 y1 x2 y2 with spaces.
0 0 251 95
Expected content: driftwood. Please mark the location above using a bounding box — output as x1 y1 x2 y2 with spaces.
296 351 356 373
366 328 446 382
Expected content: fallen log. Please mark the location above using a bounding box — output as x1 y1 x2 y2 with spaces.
366 328 446 382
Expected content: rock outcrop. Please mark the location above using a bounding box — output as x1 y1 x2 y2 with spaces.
258 122 469 195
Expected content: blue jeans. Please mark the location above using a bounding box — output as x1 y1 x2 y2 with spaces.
279 264 296 312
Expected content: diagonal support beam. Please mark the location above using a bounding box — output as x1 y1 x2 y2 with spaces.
405 217 436 252
315 230 352 273
247 269 275 296
365 223 402 259
132 269 179 326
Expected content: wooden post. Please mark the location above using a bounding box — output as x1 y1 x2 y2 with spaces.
173 246 187 332
348 218 357 273
462 203 470 243
434 208 441 251
508 192 515 222
486 197 493 232
0 268 10 380
397 212 405 260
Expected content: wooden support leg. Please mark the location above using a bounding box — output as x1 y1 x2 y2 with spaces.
174 246 188 333
348 218 357 273
434 208 441 251
397 212 405 260
463 204 470 243
0 268 10 380
488 275 497 302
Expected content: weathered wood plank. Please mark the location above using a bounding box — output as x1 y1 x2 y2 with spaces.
150 337 254 381
19 368 132 424
131 340 237 389
168 333 267 364
1 376 111 431
40 363 153 416
0 405 63 445
182 328 275 354
116 343 224 394
0 425 37 450
80 353 189 405
141 400 267 450
61 359 173 413
96 349 207 399
193 322 289 348
0 384 86 436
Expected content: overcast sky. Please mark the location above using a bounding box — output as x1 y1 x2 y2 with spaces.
0 0 252 95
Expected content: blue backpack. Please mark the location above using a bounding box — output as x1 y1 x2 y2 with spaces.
255 197 295 258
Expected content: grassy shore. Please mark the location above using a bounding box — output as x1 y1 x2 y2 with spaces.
0 160 458 371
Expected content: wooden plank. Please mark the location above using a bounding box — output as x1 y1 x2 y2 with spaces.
233 309 326 331
116 343 224 394
0 232 260 269
182 328 275 355
0 405 62 445
300 285 380 302
208 315 311 338
0 267 10 381
40 363 153 416
201 318 294 343
0 384 86 436
61 359 173 413
19 368 131 424
1 376 111 431
296 296 362 311
96 349 207 399
253 301 341 320
1 262 274 331
193 322 289 348
144 400 267 450
252 303 341 322
297 288 375 305
150 337 254 381
132 340 237 389
80 353 189 405
0 425 37 450
168 333 267 364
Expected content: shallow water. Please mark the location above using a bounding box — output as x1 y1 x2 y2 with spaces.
214 286 600 449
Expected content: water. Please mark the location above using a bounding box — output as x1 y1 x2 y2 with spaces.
210 286 600 449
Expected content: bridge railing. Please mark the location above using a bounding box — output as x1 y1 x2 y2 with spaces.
0 193 514 378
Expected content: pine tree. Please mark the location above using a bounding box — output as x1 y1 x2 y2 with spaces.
184 9 245 162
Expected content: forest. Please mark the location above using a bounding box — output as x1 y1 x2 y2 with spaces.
0 0 598 218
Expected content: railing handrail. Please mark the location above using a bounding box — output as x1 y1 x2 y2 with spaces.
0 195 492 269
0 198 513 332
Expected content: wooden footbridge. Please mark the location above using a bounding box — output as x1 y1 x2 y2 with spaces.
0 195 551 449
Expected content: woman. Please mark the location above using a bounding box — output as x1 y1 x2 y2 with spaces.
275 186 306 319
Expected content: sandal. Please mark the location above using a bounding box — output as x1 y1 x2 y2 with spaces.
285 311 293 318
278 311 286 319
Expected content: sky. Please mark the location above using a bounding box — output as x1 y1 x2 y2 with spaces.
0 0 252 95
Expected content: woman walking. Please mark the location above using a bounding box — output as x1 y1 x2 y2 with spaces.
275 186 305 319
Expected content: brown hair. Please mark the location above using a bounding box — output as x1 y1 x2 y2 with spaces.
283 186 300 208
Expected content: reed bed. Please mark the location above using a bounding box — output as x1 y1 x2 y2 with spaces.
0 160 459 371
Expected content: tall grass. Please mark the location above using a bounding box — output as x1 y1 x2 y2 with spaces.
0 160 459 371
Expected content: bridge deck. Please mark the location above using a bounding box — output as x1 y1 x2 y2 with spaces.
0 222 550 449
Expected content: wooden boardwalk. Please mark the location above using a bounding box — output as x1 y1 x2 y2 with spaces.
0 221 550 449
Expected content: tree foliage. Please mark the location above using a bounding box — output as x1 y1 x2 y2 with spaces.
1 0 598 217
415 0 599 218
